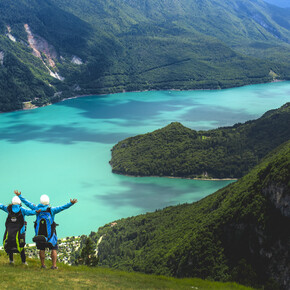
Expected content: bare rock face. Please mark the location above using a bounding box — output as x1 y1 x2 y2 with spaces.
221 179 290 289
6 25 16 42
24 24 64 81
267 239 290 289
0 51 4 66
24 24 57 64
71 56 83 65
263 184 290 217
260 183 290 288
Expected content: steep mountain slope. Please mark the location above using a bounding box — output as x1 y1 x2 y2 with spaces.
0 0 92 56
0 35 57 111
0 0 92 111
50 0 290 61
88 140 290 289
110 103 290 179
1 0 290 111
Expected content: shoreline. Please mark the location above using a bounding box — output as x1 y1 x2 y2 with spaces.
61 79 287 104
3 79 287 114
113 172 238 181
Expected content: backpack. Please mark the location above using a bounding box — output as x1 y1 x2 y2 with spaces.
3 205 26 254
33 208 58 247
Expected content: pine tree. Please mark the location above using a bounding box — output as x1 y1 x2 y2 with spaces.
78 237 99 266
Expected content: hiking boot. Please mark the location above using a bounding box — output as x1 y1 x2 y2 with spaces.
40 265 46 269
50 266 58 270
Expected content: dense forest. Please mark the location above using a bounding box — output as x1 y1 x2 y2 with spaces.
78 140 290 289
110 103 290 179
1 0 290 111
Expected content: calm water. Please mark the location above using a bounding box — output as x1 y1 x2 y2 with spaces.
0 81 290 241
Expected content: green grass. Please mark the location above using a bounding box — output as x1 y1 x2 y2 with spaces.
0 251 252 289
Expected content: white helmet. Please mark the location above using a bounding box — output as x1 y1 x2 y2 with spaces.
40 194 50 205
12 196 21 205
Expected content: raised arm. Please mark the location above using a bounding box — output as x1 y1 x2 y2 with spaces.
14 190 37 210
0 204 8 213
21 208 41 216
52 199 78 215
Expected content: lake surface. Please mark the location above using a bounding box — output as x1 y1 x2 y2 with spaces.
0 81 290 242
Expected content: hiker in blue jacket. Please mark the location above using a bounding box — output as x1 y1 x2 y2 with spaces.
14 190 77 269
0 196 40 265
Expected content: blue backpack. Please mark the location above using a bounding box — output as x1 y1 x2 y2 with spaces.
33 208 58 247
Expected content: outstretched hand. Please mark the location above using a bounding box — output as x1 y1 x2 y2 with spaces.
14 190 21 196
36 209 41 213
70 199 78 204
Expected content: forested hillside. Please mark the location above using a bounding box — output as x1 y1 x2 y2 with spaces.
0 0 96 111
110 103 290 179
1 0 290 111
84 140 290 289
0 32 57 111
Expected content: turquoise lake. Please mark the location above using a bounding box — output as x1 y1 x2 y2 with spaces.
0 81 290 242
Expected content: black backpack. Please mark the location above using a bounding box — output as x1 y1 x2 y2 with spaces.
3 205 26 253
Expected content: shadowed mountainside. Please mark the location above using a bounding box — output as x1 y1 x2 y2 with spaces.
1 0 290 111
88 140 290 289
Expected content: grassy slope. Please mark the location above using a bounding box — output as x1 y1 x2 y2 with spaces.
0 252 252 290
110 103 290 178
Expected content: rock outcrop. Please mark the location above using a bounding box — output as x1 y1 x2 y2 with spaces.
24 24 64 81
0 51 4 66
263 184 290 217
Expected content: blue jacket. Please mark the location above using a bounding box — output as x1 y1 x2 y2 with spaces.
0 204 37 234
18 195 73 223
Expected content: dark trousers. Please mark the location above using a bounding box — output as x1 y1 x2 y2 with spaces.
9 250 26 263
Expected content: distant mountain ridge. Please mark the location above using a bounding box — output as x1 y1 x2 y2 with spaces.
85 139 290 289
1 0 290 111
264 0 290 8
110 103 290 179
